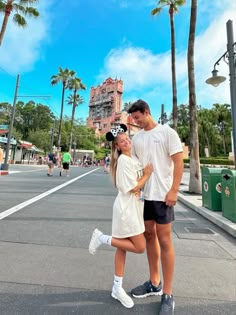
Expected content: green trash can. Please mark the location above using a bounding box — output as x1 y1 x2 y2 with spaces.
221 169 236 223
202 167 225 211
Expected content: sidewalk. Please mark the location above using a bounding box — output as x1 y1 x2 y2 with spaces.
179 170 236 238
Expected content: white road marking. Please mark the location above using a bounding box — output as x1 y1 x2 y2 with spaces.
9 168 47 174
0 168 99 220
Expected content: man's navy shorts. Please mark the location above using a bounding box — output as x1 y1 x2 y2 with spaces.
144 200 175 224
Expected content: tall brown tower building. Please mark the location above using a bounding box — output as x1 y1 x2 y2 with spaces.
87 77 128 134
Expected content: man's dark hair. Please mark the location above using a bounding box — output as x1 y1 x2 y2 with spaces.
127 99 151 114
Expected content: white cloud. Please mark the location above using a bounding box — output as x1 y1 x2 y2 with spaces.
98 46 173 91
0 0 54 74
98 0 236 111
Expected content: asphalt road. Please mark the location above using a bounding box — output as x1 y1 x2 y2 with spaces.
0 164 235 315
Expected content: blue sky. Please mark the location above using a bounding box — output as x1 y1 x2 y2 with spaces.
0 0 235 122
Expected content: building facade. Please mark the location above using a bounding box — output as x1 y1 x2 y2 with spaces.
87 77 129 134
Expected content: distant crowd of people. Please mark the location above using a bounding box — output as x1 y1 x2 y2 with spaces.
43 150 108 177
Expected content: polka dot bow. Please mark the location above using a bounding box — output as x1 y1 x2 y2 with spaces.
106 124 127 141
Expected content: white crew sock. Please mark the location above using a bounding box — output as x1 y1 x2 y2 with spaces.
99 234 112 245
114 275 123 288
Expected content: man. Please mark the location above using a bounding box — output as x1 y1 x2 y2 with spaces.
128 99 184 315
60 149 72 177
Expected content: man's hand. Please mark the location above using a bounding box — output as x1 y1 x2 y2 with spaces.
165 151 184 207
164 189 178 207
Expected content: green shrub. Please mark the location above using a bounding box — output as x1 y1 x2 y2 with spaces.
184 158 234 166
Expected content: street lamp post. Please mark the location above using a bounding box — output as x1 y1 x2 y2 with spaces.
158 104 168 125
206 19 236 167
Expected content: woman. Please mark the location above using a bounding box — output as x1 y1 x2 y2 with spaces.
89 124 153 308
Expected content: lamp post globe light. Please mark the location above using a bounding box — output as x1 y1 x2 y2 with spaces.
206 19 236 167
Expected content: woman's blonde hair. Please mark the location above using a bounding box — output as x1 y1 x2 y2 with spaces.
109 137 122 187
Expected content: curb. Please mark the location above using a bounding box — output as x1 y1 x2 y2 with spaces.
0 171 9 176
178 193 236 238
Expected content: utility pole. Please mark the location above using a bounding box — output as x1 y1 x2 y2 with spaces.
2 74 20 170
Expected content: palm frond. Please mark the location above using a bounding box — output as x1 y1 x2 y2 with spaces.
13 4 26 14
50 78 59 86
0 2 6 13
13 14 27 27
25 7 39 17
19 0 39 5
68 77 86 91
66 93 84 106
176 0 186 5
151 7 162 16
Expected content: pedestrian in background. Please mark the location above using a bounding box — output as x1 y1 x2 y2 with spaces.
47 151 57 176
60 149 72 177
128 99 184 315
89 124 153 309
104 153 110 172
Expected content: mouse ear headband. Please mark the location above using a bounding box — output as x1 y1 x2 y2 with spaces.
105 124 127 141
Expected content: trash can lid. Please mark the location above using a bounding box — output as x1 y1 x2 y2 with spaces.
202 167 226 175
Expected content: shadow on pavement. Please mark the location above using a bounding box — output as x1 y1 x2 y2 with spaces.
0 289 235 315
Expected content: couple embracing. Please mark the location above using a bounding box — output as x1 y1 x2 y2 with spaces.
89 99 184 315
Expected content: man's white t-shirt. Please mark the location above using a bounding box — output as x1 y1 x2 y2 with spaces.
112 154 145 238
132 124 183 201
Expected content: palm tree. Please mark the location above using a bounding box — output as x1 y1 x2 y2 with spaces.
67 77 86 150
0 0 39 46
176 104 190 144
198 108 215 157
187 0 201 193
50 67 76 151
212 103 231 154
66 93 85 151
151 0 186 130
123 101 132 112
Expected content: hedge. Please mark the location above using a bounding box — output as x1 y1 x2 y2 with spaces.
184 158 234 166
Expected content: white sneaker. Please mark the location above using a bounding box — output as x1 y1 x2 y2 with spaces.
111 286 134 308
89 228 103 255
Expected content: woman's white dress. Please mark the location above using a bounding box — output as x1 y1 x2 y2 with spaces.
112 154 145 238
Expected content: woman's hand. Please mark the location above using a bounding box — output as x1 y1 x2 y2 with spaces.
130 163 153 193
143 163 153 178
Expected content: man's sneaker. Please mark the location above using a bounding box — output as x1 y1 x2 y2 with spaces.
89 228 103 255
111 285 134 308
158 294 175 315
131 280 162 298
